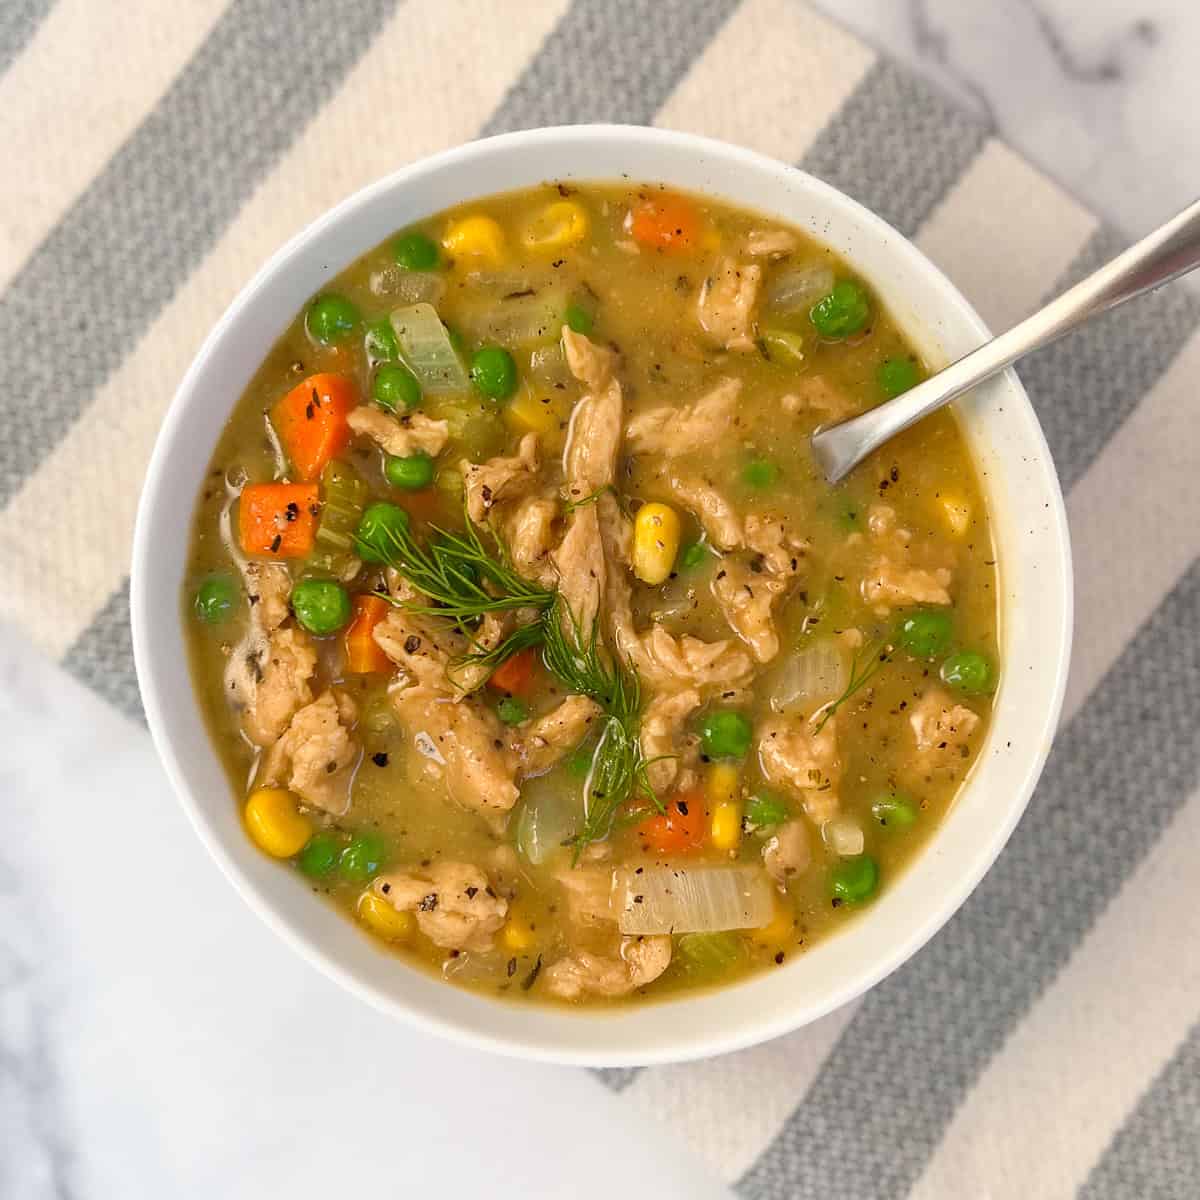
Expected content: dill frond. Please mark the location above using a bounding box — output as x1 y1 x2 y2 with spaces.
812 632 894 734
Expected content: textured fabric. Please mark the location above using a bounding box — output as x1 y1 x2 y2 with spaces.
2 3 1197 1197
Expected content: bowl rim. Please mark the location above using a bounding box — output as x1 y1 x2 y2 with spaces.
131 123 1073 1066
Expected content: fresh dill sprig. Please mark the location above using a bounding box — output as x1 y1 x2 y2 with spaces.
812 631 894 734
448 619 546 687
571 713 659 862
561 484 614 516
540 596 639 717
359 513 554 619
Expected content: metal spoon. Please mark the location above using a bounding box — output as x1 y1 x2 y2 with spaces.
810 196 1200 483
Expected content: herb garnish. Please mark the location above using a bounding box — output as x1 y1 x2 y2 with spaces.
812 631 894 734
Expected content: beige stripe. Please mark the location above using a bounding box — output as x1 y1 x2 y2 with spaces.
0 0 229 293
915 138 1098 332
909 786 1200 1200
1064 328 1200 717
0 0 567 658
654 0 875 163
624 1003 858 1182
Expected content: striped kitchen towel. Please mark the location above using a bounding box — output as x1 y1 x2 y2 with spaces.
2 2 1198 1197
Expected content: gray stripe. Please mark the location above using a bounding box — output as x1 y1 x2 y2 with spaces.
738 555 1200 1200
0 0 399 511
0 0 54 75
481 0 740 134
800 57 990 237
64 0 742 724
1079 1019 1200 1200
1018 225 1200 490
591 1067 643 1092
61 581 143 722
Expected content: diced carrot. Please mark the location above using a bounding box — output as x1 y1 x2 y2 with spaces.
238 482 319 558
488 647 539 696
395 487 445 525
270 373 356 482
636 789 707 854
344 594 393 674
630 194 701 253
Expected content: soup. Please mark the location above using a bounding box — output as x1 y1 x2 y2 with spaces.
184 183 998 1005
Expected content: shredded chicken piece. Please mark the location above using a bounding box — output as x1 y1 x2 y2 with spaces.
764 819 812 887
391 687 520 833
543 935 672 1000
780 375 858 422
260 691 359 815
347 406 449 458
242 562 292 632
372 861 507 953
563 381 623 500
744 514 809 578
510 695 602 777
757 714 841 824
640 688 702 793
552 503 606 635
236 626 317 747
743 229 798 258
502 495 559 587
461 433 541 524
373 608 462 696
862 563 953 609
697 257 762 352
555 867 617 926
711 560 789 663
625 378 742 458
908 688 981 779
668 472 743 550
562 326 617 391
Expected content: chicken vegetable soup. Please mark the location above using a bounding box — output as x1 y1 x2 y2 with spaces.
185 183 998 1005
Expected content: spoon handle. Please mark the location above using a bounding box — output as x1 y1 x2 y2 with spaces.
811 195 1200 482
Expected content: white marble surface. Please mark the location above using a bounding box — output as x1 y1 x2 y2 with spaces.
3 2 1196 1197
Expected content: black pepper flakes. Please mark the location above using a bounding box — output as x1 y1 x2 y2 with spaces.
372 752 389 768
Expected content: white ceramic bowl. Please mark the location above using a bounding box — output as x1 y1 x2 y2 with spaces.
131 125 1072 1066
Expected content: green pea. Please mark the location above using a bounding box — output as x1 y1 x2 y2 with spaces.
877 356 920 397
306 294 360 345
871 792 918 830
470 346 518 400
700 710 752 759
679 541 710 570
290 578 352 636
393 231 440 271
365 317 400 362
384 452 435 491
810 279 871 340
940 650 995 694
297 832 341 878
832 855 879 904
194 574 237 624
568 743 596 778
898 609 954 660
743 459 779 489
373 363 422 412
354 502 410 564
564 302 594 334
497 697 529 726
744 791 790 831
339 832 387 882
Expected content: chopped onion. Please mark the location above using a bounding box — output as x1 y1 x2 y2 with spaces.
458 287 567 347
822 817 865 857
369 266 446 306
767 262 835 313
766 639 850 716
615 865 774 935
515 775 581 865
389 303 469 394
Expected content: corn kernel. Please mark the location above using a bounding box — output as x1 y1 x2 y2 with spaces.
243 787 312 858
504 386 562 435
357 889 414 942
442 215 506 266
502 907 537 952
710 800 743 852
706 761 740 807
521 200 588 253
632 502 681 585
751 897 796 947
937 493 971 537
